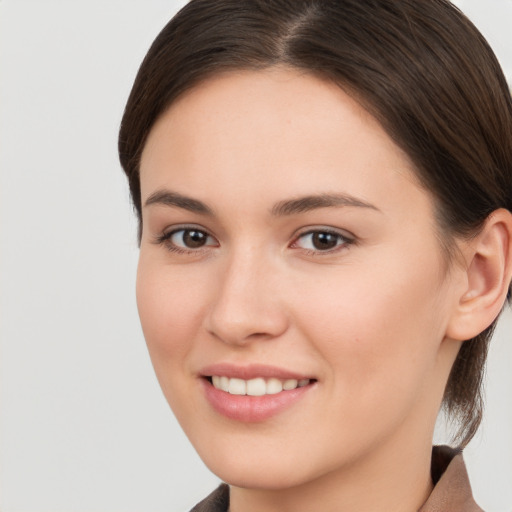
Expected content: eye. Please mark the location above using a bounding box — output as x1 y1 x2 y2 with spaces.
157 227 218 252
292 229 352 252
170 229 214 248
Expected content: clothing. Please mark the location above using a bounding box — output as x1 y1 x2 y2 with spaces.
190 446 483 512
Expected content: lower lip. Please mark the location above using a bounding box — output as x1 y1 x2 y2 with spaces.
202 379 315 422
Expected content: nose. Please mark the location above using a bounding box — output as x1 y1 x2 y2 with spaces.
204 249 289 346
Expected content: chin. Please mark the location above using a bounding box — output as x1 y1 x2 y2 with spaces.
206 458 314 490
192 433 338 491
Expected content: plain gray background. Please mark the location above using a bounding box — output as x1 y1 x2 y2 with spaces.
1 1 511 511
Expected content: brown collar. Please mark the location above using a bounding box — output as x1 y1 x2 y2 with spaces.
419 445 482 512
191 446 482 512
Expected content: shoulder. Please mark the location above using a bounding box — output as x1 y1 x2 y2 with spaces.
189 484 229 512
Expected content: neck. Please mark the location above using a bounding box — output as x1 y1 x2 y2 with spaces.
229 435 434 512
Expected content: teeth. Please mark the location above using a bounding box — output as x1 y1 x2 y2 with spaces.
246 378 266 396
219 376 229 392
283 379 298 390
228 378 246 395
266 378 283 395
210 376 311 395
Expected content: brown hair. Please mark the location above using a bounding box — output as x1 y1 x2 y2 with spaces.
118 0 512 446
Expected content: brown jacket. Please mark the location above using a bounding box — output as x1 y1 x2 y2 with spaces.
190 446 483 512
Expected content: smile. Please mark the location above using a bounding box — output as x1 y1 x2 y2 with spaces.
201 367 317 422
210 376 311 396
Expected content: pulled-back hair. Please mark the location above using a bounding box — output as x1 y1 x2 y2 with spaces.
118 0 512 447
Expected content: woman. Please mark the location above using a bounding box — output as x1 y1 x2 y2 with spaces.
118 1 512 510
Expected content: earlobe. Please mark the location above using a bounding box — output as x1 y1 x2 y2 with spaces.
446 208 512 341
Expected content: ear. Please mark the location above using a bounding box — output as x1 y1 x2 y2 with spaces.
446 208 512 341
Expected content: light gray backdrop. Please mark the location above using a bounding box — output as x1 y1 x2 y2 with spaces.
1 1 511 511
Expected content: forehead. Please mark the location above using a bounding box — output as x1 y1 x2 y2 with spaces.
140 67 429 220
146 68 399 159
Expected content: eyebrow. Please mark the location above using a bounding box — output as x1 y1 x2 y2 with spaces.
144 190 214 215
143 189 380 217
270 193 380 216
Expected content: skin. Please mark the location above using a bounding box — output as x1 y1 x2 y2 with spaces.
137 68 472 512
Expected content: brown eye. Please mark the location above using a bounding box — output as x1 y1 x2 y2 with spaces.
294 230 351 252
311 232 339 250
169 229 216 249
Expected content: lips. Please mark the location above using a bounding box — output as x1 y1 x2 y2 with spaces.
200 363 316 422
200 362 313 381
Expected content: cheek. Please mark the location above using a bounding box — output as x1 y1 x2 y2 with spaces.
135 255 207 382
292 249 448 411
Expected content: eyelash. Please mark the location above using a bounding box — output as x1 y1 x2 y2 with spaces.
154 226 218 255
291 228 355 255
154 226 355 256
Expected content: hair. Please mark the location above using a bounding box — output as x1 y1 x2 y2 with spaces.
118 0 512 447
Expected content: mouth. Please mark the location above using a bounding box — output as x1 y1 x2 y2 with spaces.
199 365 317 422
206 376 312 396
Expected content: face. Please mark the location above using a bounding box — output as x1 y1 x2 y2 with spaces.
137 68 463 490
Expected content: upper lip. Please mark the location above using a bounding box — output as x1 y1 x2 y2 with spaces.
199 363 314 381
